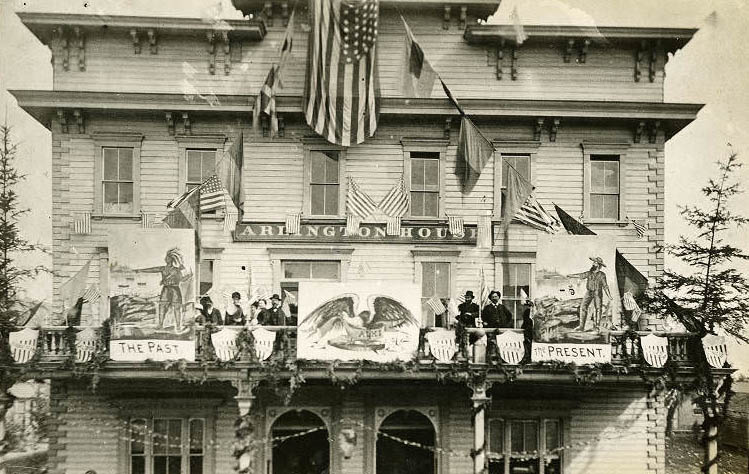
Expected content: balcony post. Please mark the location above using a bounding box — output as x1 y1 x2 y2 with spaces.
469 379 493 474
232 378 260 473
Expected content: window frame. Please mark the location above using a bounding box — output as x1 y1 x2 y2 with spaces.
176 133 227 194
487 417 564 474
129 416 206 474
198 247 223 299
93 132 143 217
303 141 346 218
402 138 448 220
492 141 540 219
493 251 535 329
581 142 630 223
268 246 354 297
412 249 460 327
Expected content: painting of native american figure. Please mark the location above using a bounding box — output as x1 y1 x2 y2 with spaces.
108 229 196 342
297 281 421 362
533 235 622 343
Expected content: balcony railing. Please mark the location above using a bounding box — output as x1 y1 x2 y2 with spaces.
12 326 701 370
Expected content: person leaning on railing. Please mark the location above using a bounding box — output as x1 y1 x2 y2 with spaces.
258 294 288 326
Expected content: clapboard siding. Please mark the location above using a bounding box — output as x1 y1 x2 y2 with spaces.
215 399 240 473
51 9 663 103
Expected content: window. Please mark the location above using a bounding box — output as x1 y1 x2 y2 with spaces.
421 262 450 326
186 150 216 191
500 154 531 216
94 133 143 216
502 264 532 328
489 419 562 474
199 260 214 296
589 155 619 220
309 150 340 216
130 418 205 474
280 260 341 320
410 151 440 217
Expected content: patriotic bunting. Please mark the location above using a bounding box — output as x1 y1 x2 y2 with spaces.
285 212 301 235
223 211 238 233
72 212 91 235
447 215 465 237
386 216 402 236
140 211 153 229
477 215 492 249
346 215 362 236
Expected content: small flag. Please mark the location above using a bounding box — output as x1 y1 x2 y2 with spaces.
622 291 642 322
285 212 301 235
81 285 101 303
283 289 297 306
447 215 465 237
140 211 152 229
304 0 380 147
554 204 596 236
199 175 226 212
346 215 362 236
401 16 438 98
386 216 402 236
477 215 492 249
510 6 528 44
500 163 534 232
72 212 91 235
379 177 410 218
514 196 561 233
60 259 92 309
164 188 200 230
629 217 647 239
347 177 378 219
426 296 446 315
478 267 490 306
457 116 494 191
223 211 238 233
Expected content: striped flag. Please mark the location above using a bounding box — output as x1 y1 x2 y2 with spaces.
223 211 238 233
72 212 91 235
164 187 200 230
285 212 301 235
629 217 647 239
622 291 642 321
386 216 402 236
254 10 295 137
379 177 410 218
140 211 153 229
347 177 378 219
199 175 226 212
81 286 101 303
304 0 380 147
447 215 465 237
426 296 446 315
346 215 362 236
477 215 492 249
514 196 561 233
401 16 437 98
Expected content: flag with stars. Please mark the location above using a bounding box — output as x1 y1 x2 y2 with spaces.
199 175 226 212
304 0 380 147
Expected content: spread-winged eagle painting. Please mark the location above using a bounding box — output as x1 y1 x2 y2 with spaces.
297 283 421 362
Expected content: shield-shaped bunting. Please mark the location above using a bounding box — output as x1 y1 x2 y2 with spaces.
702 335 728 369
75 327 99 363
9 328 39 363
211 327 240 362
425 329 457 363
496 331 525 365
251 327 277 361
641 334 669 368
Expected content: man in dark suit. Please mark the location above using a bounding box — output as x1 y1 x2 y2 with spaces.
259 294 288 326
482 290 514 328
456 290 481 327
198 296 223 325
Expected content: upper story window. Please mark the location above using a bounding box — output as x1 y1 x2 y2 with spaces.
410 151 440 217
186 150 216 191
501 263 532 328
309 150 340 216
93 132 143 216
130 417 205 474
280 260 342 321
500 154 531 215
589 155 620 220
421 261 450 326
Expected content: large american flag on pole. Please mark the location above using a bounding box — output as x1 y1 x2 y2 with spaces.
304 0 380 147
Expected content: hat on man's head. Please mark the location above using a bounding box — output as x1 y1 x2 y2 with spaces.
200 296 212 306
271 294 281 301
589 256 606 267
231 291 241 300
464 290 474 298
489 290 501 299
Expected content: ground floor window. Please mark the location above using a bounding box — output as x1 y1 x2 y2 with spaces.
377 410 436 474
488 419 561 474
130 418 205 474
271 410 329 474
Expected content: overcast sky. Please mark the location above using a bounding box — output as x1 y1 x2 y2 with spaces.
1 1 747 365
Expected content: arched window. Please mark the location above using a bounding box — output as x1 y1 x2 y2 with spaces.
270 410 329 474
377 409 436 474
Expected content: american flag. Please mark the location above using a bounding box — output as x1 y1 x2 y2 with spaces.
81 286 101 303
386 216 401 236
346 215 362 236
379 177 409 218
447 215 465 237
223 211 238 233
199 175 226 212
629 217 647 239
304 0 380 147
285 212 301 234
347 177 378 219
140 211 153 229
72 212 91 235
426 296 446 315
514 196 561 233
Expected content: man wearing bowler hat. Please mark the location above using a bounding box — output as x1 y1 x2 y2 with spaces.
259 293 288 326
568 256 612 331
456 290 481 327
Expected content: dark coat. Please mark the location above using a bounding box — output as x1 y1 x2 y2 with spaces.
481 303 514 328
456 301 481 327
224 305 246 326
200 307 223 325
259 306 288 326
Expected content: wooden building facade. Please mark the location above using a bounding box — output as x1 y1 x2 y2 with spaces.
7 2 721 474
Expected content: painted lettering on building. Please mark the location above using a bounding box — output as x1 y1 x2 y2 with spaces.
234 223 478 244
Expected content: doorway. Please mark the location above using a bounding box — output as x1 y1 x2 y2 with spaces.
271 410 329 474
376 409 436 474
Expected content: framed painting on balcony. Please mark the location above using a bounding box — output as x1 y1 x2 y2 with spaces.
297 281 421 362
108 229 197 361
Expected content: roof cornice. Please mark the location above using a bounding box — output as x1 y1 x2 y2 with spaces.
9 90 703 139
465 24 697 45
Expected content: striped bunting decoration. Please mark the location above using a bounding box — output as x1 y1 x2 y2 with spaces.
629 217 647 239
426 296 446 315
140 211 152 229
285 212 301 235
347 177 378 219
447 215 465 237
386 216 402 236
72 212 91 235
476 215 492 249
379 177 410 218
514 196 561 233
346 215 362 237
223 211 239 233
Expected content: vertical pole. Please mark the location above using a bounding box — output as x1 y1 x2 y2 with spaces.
471 381 492 474
704 417 718 474
233 378 259 474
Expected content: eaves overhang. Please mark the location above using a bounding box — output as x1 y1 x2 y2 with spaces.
10 89 704 140
16 11 267 43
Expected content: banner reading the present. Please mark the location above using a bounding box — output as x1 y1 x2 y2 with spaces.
297 281 421 362
108 229 196 361
531 235 621 363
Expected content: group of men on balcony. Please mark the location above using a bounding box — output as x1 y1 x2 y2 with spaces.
196 292 291 327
